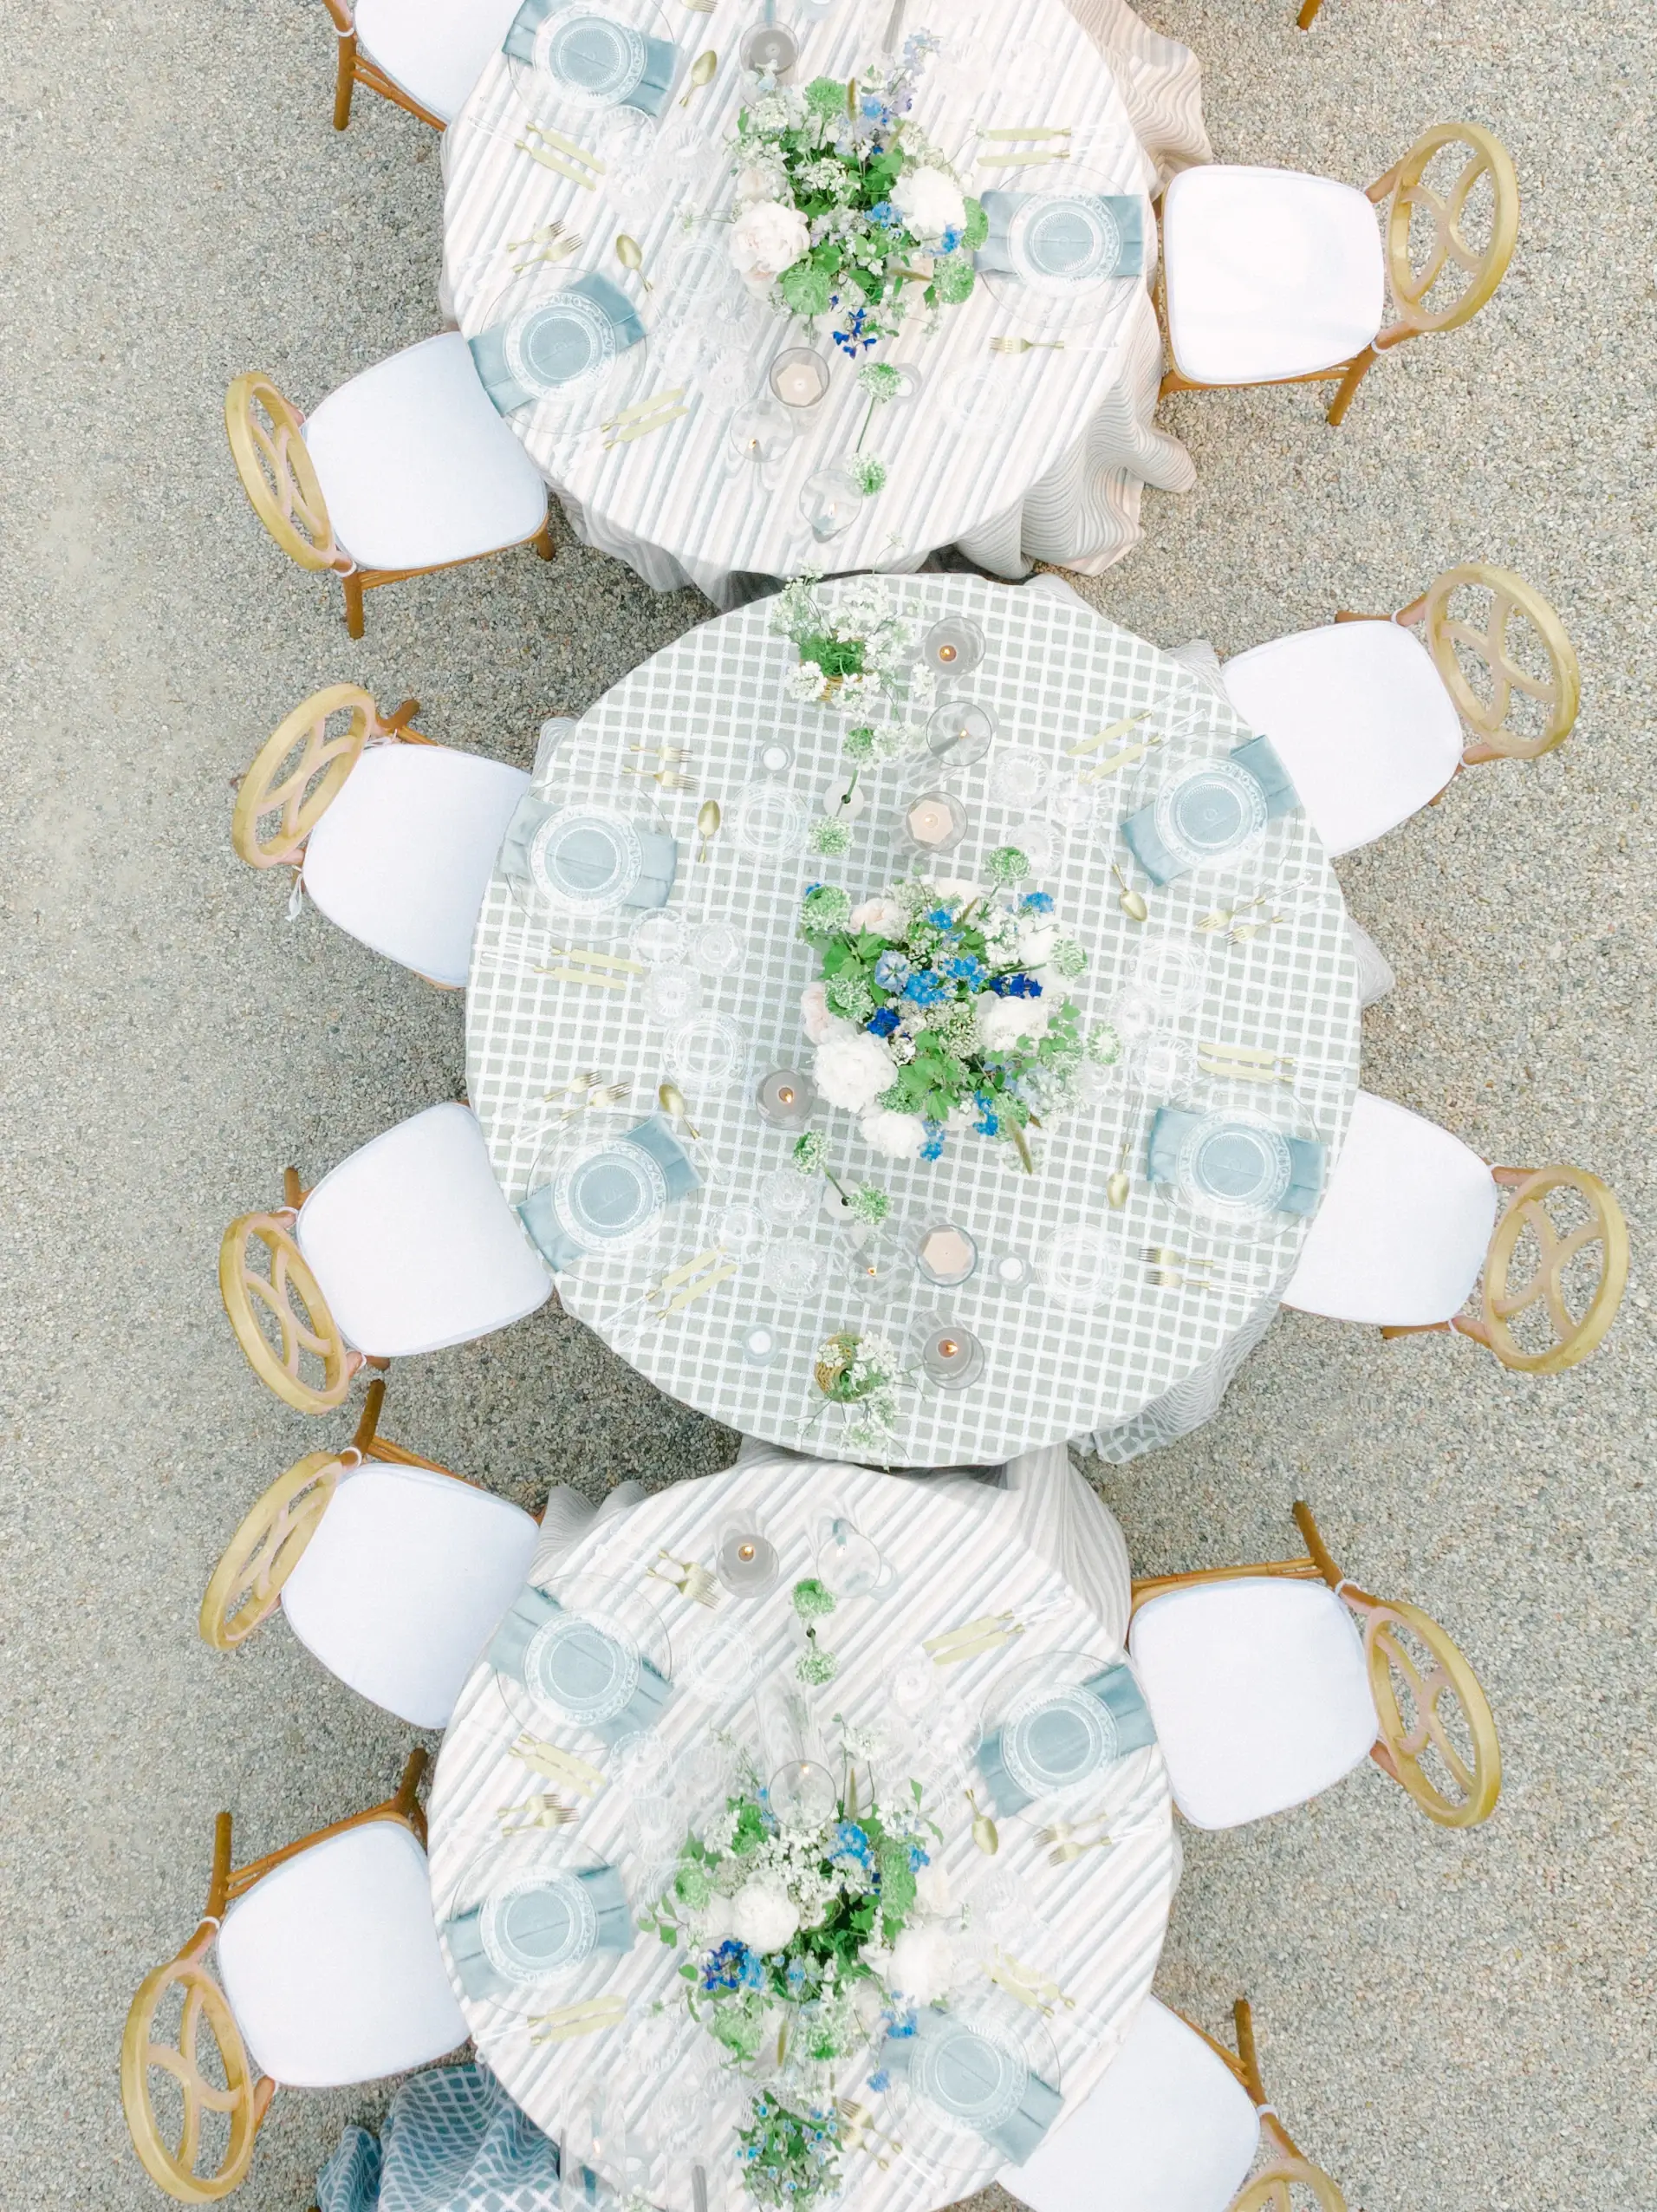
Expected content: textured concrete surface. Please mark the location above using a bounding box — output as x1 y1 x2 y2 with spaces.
0 0 1651 2206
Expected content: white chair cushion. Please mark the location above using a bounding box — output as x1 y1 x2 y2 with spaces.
302 742 528 986
1006 1996 1259 2212
1282 1090 1498 1326
1129 1580 1378 1829
1162 164 1386 386
303 333 548 573
354 0 523 125
217 1821 465 2086
1220 620 1464 857
282 1463 538 1727
297 1101 551 1358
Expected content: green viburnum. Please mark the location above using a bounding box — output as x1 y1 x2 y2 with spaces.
792 1131 826 1175
929 257 975 306
1052 936 1088 979
985 844 1031 885
803 75 844 116
857 362 904 402
1087 1020 1123 1065
848 1186 889 1226
799 882 852 938
792 1576 838 1620
809 817 853 857
847 455 887 496
796 1629 839 1686
841 724 879 763
825 972 874 1022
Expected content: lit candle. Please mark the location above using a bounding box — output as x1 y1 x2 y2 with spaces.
921 1325 985 1389
757 1067 817 1128
916 1223 978 1287
904 790 965 851
717 1524 781 1595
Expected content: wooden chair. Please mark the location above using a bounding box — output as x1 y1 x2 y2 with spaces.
219 1106 553 1415
320 0 522 132
232 686 529 986
1128 1502 1501 1831
120 1752 465 2202
1296 0 1329 23
1283 1093 1628 1374
200 1381 537 1727
224 344 552 639
1007 1993 1342 2212
1159 121 1518 422
1218 562 1580 856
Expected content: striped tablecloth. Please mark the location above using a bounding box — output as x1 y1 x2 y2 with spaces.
439 0 1209 603
464 573 1363 1466
427 1448 1173 2212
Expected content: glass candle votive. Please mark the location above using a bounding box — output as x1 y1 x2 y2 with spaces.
769 1760 839 1827
839 1235 900 1293
903 789 968 854
991 1252 1031 1288
915 1222 979 1288
921 1324 986 1389
921 615 986 678
756 735 795 776
925 699 997 766
644 964 703 1023
740 1322 780 1367
758 1168 821 1227
740 19 800 74
730 397 796 465
688 920 743 976
717 1522 782 1597
756 1068 817 1129
769 347 831 410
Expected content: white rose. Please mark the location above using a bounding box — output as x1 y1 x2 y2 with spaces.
977 992 1051 1052
730 198 810 283
914 1862 953 1917
732 1879 800 1955
893 166 966 244
736 164 771 201
858 1106 926 1160
888 1924 957 2004
800 979 836 1044
848 895 908 937
814 1029 896 1112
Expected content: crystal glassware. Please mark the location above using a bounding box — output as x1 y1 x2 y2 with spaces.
755 735 795 775
666 1014 747 1087
688 920 743 976
801 462 865 542
920 1323 986 1389
914 1222 978 1288
814 1511 889 1598
730 395 796 465
717 1518 782 1597
903 789 968 855
926 700 997 767
769 1760 840 1826
769 347 830 409
921 615 986 678
644 963 703 1023
758 1166 820 1226
740 19 801 73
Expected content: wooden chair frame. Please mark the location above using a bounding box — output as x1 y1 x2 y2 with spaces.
199 1380 484 1649
1131 1503 1502 1829
320 0 448 132
121 1752 429 2202
224 373 555 640
1335 561 1580 767
1178 1998 1346 2211
1160 120 1519 423
1296 0 1329 23
218 1181 374 1415
232 688 428 870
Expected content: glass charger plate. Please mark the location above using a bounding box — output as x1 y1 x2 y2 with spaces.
497 1568 675 1736
506 0 679 115
508 789 671 938
979 166 1140 335
527 1112 673 1263
886 1987 1062 2178
474 264 655 438
980 1647 1127 1812
1153 1075 1327 1245
436 1837 623 2016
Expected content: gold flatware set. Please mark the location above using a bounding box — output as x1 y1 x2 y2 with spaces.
497 1793 582 1836
679 49 718 104
1112 864 1148 922
514 120 606 188
986 1947 1075 2011
648 1549 722 1605
530 1995 628 2042
601 385 691 450
657 1079 701 1140
1197 1038 1296 1083
964 1787 999 1855
531 944 644 990
506 220 583 272
510 1734 607 1794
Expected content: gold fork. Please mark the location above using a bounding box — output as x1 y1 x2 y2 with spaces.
990 336 1065 354
648 1550 722 1607
516 231 583 272
497 1794 582 1835
1197 1040 1296 1083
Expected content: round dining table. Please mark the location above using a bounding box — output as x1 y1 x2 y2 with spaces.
427 1446 1177 2212
439 0 1209 602
465 573 1362 1466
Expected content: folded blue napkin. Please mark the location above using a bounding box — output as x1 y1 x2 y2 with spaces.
517 1114 699 1271
443 1864 634 2001
497 789 677 909
882 2007 1063 2165
1120 735 1300 887
487 1583 675 1740
504 0 679 115
1146 1105 1326 1219
470 271 647 415
975 1663 1156 1818
975 190 1145 281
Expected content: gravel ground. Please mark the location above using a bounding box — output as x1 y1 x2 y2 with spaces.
0 0 1651 2206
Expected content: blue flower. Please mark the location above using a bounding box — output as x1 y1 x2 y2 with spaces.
939 226 961 254
867 200 894 227
924 905 954 927
906 1842 930 1870
942 953 988 989
867 1005 900 1038
832 1819 874 1869
702 1939 764 1994
919 1122 946 1161
989 972 1043 998
1019 890 1054 914
867 2069 891 2094
874 949 912 992
901 969 947 1006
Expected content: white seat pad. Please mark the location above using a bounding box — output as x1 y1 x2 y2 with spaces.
217 1821 466 2086
1129 1580 1378 1830
1162 164 1386 386
1282 1090 1498 1326
297 1102 551 1358
303 333 548 573
354 0 523 124
1221 620 1464 857
282 1463 538 1727
302 743 529 986
1007 1996 1259 2212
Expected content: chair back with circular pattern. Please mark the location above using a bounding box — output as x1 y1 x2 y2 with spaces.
1469 1166 1628 1373
1416 564 1581 762
1381 121 1518 342
199 1450 348 1649
231 686 383 868
224 373 348 576
121 1929 269 2202
1357 1597 1502 1828
218 1211 359 1415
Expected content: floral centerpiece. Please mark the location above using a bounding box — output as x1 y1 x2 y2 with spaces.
649 1739 949 2208
728 41 987 355
770 571 932 718
798 863 1121 1170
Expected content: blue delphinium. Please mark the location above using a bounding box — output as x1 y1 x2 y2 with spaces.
988 971 1043 999
867 1005 900 1038
942 953 987 989
702 1939 765 1994
1019 890 1055 914
867 2069 891 2095
919 1121 946 1162
873 949 912 992
831 1820 875 1873
924 905 954 927
901 969 947 1007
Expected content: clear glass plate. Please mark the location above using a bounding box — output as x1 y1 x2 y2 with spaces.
475 264 655 436
530 803 646 910
1174 1112 1294 1222
1151 760 1268 874
506 0 677 113
1035 1224 1122 1309
436 1836 620 2015
981 1648 1124 1812
980 166 1139 332
887 1988 1060 2176
666 1013 746 1087
731 783 811 858
533 1120 670 1256
504 290 617 396
480 1864 600 1981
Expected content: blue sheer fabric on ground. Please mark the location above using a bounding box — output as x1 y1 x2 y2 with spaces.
316 2063 562 2212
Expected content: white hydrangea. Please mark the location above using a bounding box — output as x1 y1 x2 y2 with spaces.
888 1924 957 2003
977 992 1051 1051
731 1878 801 1954
858 1106 927 1159
848 895 909 936
893 166 966 243
814 1028 896 1111
1016 916 1059 966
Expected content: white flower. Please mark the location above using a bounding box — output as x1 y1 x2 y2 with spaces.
736 163 772 201
730 198 810 283
977 992 1051 1052
786 660 828 704
732 1879 800 1954
800 979 839 1044
888 1924 957 2003
858 1106 926 1159
893 166 966 244
909 664 937 707
848 895 909 936
914 1862 953 1917
1017 917 1059 966
814 1029 895 1112
697 1893 737 1944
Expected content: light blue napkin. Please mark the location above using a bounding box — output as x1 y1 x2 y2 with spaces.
1146 1106 1326 1219
517 1114 700 1271
1120 734 1300 887
504 0 679 114
469 271 647 415
881 2008 1063 2165
975 1664 1157 1818
975 190 1145 280
497 789 677 908
487 1584 675 1740
443 1865 634 2001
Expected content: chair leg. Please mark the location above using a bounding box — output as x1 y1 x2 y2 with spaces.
530 517 556 562
1379 1321 1453 1341
1296 0 1326 25
341 570 365 639
333 33 357 131
1158 367 1205 400
1326 347 1378 426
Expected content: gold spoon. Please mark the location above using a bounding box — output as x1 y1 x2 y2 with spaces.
658 1080 702 1141
679 49 718 105
696 797 721 862
965 1787 999 1856
614 233 653 290
1111 864 1148 923
1107 1135 1130 1210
